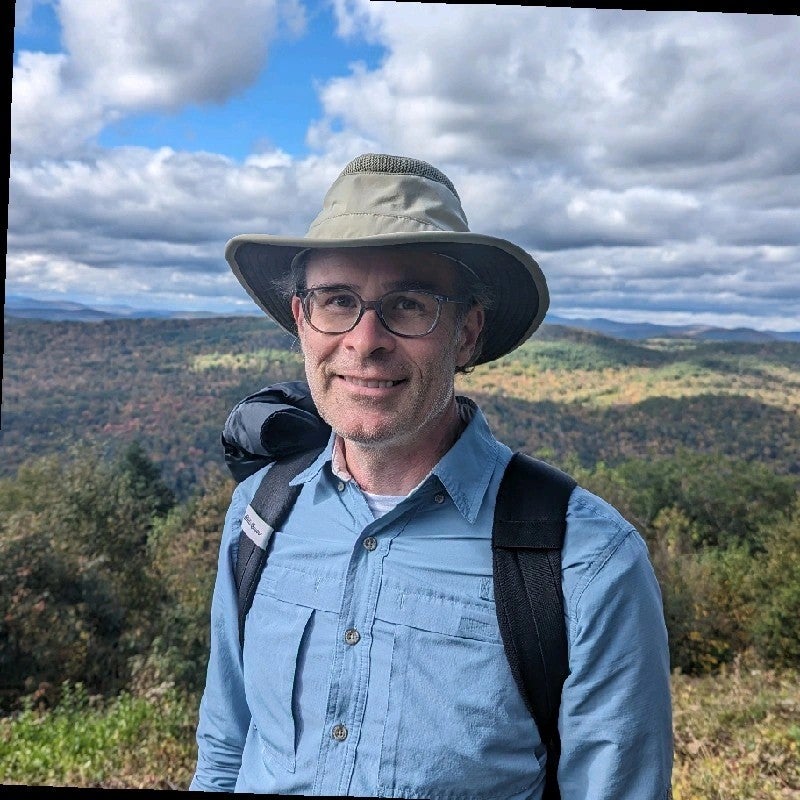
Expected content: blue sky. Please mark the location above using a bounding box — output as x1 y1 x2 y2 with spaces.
9 2 800 332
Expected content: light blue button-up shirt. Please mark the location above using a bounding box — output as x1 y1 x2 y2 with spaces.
191 401 673 798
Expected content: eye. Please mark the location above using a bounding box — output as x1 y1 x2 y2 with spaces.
314 290 358 310
386 291 433 315
330 294 357 308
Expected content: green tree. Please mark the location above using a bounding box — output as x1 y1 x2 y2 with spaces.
744 498 800 667
0 442 176 708
139 468 234 694
582 452 797 552
115 440 175 518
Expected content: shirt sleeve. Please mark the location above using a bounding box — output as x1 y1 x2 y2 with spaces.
189 472 263 792
557 493 674 800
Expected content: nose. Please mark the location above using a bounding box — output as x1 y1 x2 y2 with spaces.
340 305 396 356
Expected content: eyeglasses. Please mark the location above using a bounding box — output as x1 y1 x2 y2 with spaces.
296 286 467 337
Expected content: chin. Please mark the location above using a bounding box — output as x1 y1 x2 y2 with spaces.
332 419 401 446
327 403 413 444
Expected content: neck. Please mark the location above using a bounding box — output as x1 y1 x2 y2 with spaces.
340 400 464 495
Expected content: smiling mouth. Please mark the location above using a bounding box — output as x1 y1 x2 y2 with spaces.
340 375 404 389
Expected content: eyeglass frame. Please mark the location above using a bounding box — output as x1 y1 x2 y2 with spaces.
294 285 470 338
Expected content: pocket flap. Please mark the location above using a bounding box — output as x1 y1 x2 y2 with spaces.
259 564 341 613
375 577 499 641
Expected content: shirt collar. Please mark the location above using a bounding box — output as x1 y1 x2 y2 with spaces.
289 396 507 524
289 430 337 486
429 397 507 523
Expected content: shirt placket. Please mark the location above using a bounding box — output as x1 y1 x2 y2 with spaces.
313 482 400 797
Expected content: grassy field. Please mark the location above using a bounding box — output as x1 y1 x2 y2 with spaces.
2 661 798 797
671 660 800 799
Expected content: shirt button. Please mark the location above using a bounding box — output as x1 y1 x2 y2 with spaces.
331 723 348 741
434 492 445 504
344 628 361 646
337 481 346 492
363 536 378 551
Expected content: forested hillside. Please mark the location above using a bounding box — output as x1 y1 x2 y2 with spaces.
2 316 300 498
3 316 798 500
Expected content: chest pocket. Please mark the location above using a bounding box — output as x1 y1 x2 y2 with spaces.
242 565 340 774
375 582 501 641
373 581 541 800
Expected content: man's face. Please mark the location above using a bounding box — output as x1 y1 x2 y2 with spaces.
290 248 484 451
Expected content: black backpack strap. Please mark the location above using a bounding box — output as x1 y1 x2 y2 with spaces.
234 447 325 647
492 452 577 800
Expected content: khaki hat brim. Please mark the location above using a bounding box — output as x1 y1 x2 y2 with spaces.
226 230 549 365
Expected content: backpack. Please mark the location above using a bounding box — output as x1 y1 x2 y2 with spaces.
222 382 576 800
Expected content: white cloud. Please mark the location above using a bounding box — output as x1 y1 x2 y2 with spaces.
11 51 108 158
5 250 255 311
59 0 282 108
7 145 348 308
542 241 800 331
316 6 800 184
11 0 293 158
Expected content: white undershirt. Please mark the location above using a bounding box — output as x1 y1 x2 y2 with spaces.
362 490 406 518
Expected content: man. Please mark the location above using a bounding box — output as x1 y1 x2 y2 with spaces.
190 153 673 798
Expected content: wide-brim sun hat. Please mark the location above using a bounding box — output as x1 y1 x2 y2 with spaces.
225 153 549 365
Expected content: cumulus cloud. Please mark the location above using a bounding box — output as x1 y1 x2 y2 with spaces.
7 145 336 306
6 249 255 311
543 240 799 328
11 0 301 158
59 0 283 108
321 5 800 186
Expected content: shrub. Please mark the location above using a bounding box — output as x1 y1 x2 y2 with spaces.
139 468 234 694
572 456 799 672
744 499 800 667
0 442 175 708
659 544 753 674
0 681 196 789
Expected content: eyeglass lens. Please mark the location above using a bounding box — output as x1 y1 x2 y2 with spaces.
304 288 441 336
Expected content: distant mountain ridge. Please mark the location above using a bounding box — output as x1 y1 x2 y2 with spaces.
5 294 800 343
545 315 800 343
4 295 226 322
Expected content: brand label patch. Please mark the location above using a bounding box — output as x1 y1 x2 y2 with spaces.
242 504 275 550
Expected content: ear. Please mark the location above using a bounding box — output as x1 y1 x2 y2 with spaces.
456 305 485 368
291 295 304 331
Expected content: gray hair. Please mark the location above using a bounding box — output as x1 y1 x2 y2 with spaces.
273 248 311 299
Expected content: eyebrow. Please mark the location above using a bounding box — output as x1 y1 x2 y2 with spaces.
305 283 356 292
307 279 446 294
385 279 443 292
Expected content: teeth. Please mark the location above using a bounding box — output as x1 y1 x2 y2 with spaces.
344 376 398 388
